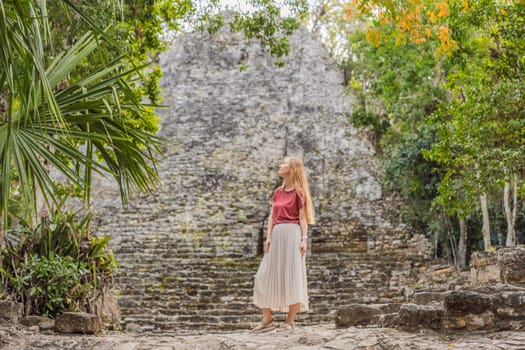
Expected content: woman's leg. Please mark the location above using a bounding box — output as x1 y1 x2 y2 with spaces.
262 307 272 322
250 307 274 332
286 303 299 324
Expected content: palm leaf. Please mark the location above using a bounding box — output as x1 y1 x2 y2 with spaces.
0 1 163 235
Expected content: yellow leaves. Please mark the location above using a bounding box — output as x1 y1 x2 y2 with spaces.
435 25 458 56
499 8 508 16
365 28 382 46
348 77 362 92
436 1 450 18
354 0 465 56
427 10 438 23
461 0 469 13
344 5 353 19
437 25 450 41
378 12 390 25
395 31 408 46
436 2 449 18
399 19 410 30
426 1 447 24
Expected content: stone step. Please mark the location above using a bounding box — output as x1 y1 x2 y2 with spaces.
109 244 428 333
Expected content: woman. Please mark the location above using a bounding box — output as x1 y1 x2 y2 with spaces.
252 156 315 332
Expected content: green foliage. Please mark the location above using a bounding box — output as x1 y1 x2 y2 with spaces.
424 0 525 216
383 125 442 228
230 0 306 65
348 106 386 137
0 2 166 235
13 254 90 317
343 22 448 247
1 209 118 316
340 0 525 256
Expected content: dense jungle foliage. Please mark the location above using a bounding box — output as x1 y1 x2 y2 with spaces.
309 0 525 265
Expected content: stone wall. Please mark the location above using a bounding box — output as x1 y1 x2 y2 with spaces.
91 18 431 332
471 246 525 287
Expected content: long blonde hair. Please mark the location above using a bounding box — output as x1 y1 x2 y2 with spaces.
281 156 315 224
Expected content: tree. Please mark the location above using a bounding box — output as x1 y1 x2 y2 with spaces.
331 0 525 258
0 1 164 242
425 0 525 250
346 0 460 55
0 0 309 243
503 175 517 247
342 17 449 244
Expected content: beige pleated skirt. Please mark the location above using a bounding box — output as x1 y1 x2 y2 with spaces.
253 223 309 312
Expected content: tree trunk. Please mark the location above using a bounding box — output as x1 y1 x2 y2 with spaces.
457 217 467 268
480 193 491 251
504 176 518 247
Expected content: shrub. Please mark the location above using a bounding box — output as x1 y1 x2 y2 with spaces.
14 253 90 317
0 209 118 317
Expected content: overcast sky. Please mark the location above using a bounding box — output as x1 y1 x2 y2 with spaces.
217 0 292 17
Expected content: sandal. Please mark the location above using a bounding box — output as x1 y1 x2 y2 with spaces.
280 321 294 330
250 319 275 333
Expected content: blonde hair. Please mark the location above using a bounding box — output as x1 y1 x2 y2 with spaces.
281 156 315 224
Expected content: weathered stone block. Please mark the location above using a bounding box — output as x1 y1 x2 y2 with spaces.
411 291 449 305
335 304 382 327
443 314 466 329
464 311 494 330
397 302 444 329
0 301 23 324
88 288 121 327
55 312 101 334
498 247 525 287
444 290 493 314
20 316 55 330
498 290 525 312
471 251 500 285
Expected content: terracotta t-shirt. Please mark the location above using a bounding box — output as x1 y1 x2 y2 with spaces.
272 188 304 225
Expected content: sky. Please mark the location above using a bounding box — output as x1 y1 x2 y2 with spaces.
217 0 292 17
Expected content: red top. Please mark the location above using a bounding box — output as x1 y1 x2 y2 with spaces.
272 188 304 225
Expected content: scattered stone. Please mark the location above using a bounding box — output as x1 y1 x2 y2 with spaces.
464 311 494 330
86 287 121 328
411 291 449 305
471 247 525 287
335 304 382 327
398 302 444 329
26 325 39 333
0 301 23 323
471 251 500 285
20 316 55 330
498 247 525 287
55 312 101 334
336 283 525 332
444 290 494 314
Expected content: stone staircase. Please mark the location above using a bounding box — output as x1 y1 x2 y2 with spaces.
108 226 428 332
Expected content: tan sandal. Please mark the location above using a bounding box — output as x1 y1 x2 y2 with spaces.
250 319 275 333
280 321 294 330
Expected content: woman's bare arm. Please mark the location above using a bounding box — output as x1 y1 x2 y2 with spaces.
299 207 308 256
264 208 273 253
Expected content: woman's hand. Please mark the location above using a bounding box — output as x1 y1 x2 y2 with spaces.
300 239 307 256
264 239 271 253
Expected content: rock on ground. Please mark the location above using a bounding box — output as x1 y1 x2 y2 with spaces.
1 324 525 350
